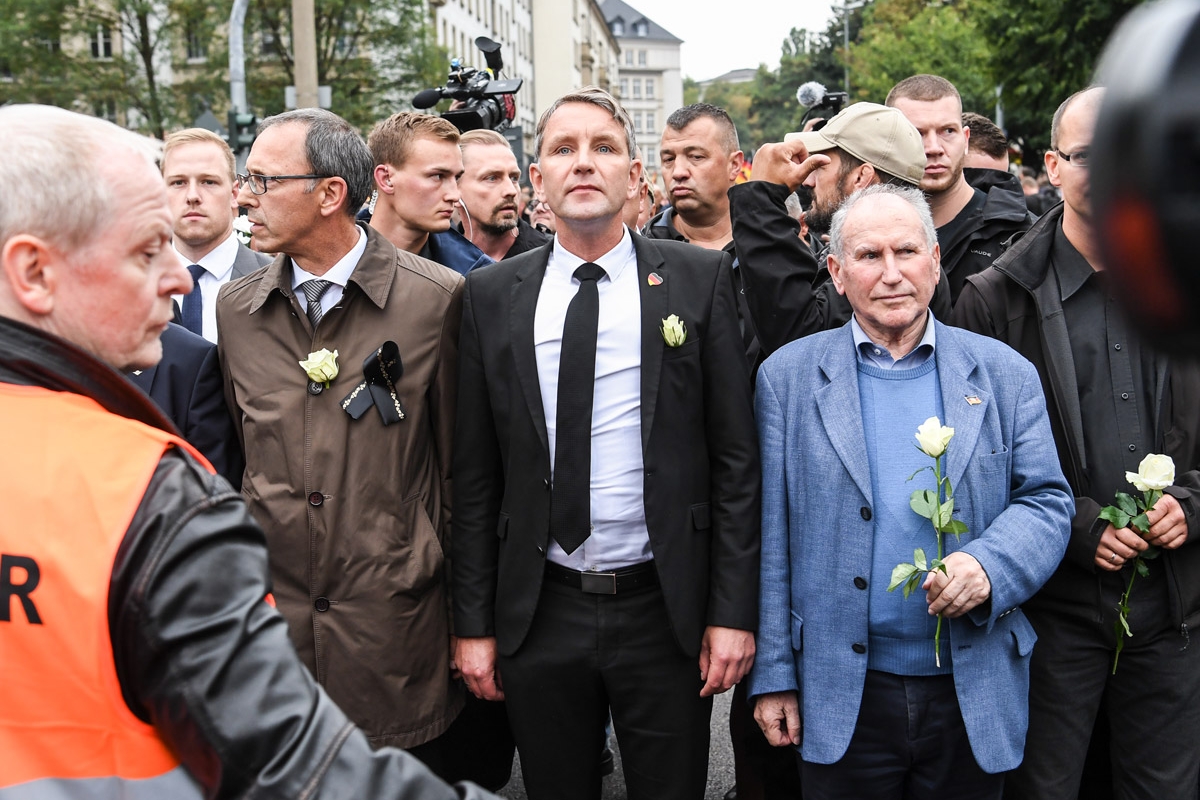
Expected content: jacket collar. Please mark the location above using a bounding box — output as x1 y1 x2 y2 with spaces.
0 315 177 434
249 224 395 315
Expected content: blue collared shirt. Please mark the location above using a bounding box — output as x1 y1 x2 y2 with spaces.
851 311 937 370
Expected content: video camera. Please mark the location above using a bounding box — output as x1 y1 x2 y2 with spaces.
796 81 849 128
412 36 522 133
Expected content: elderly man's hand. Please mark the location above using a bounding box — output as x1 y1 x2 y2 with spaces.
753 691 801 747
923 551 991 618
750 141 830 192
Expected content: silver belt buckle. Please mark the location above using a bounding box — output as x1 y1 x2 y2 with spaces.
580 571 618 595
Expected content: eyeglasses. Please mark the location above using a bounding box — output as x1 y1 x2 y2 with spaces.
1054 148 1090 167
236 172 331 195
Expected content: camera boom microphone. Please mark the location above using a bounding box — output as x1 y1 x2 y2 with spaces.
796 81 827 108
412 89 443 110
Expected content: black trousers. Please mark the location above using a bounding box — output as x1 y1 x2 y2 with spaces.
497 579 712 800
1005 578 1200 800
800 671 1001 800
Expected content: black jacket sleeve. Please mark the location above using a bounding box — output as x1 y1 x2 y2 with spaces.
108 448 495 800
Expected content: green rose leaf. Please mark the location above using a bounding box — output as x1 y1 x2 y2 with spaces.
1130 512 1150 534
1136 559 1150 578
903 573 923 599
888 563 918 592
944 519 969 536
910 490 938 521
1115 492 1138 516
1117 613 1132 637
1098 505 1131 530
914 548 928 572
937 498 956 529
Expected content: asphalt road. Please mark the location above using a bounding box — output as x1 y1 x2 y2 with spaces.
498 689 736 800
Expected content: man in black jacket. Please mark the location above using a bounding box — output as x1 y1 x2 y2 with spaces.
886 75 1034 303
953 87 1200 800
0 103 492 800
644 103 761 368
457 128 549 260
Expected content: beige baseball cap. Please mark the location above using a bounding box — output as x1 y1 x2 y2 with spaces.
785 102 926 186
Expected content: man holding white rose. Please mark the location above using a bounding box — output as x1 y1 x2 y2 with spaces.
751 184 1073 799
953 87 1200 800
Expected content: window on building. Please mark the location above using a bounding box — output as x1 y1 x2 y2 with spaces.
638 49 646 66
185 20 207 60
645 148 657 169
625 49 633 66
633 112 643 134
90 26 112 59
94 99 116 122
611 19 624 36
632 78 641 99
645 78 655 99
646 111 655 132
635 20 648 36
619 78 628 98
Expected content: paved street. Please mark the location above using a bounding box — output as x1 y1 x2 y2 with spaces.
498 689 736 799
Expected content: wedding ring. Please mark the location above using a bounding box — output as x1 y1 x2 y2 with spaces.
1110 552 1118 563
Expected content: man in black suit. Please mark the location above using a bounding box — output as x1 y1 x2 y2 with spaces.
163 128 269 342
128 322 242 485
452 86 760 800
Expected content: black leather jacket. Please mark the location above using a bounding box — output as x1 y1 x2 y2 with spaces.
0 316 495 800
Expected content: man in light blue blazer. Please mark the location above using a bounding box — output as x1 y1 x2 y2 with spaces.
749 184 1073 799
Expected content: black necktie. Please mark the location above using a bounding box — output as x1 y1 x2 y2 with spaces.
550 262 606 555
181 264 205 336
300 279 333 329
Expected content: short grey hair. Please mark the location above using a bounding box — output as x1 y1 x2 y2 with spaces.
0 104 160 254
259 108 373 216
534 86 636 162
1050 86 1103 150
829 183 937 260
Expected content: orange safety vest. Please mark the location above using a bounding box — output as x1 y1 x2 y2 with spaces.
0 384 208 798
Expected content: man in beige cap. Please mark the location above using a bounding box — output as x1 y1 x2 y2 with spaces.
730 102 950 356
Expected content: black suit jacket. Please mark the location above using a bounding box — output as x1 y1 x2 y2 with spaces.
128 322 243 485
452 233 761 658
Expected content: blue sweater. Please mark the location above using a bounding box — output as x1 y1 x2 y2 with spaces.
858 358 952 675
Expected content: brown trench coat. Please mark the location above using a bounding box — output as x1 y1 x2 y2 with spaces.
216 225 465 748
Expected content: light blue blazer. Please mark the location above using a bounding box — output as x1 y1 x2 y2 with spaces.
748 319 1073 774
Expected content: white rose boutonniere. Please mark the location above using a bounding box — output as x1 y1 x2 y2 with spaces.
660 314 687 347
233 215 253 245
299 348 339 388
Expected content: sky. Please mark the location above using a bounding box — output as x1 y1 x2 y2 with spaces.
624 0 840 83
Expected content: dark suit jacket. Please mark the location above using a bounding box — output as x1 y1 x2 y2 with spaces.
452 233 761 658
128 322 243 485
232 239 272 278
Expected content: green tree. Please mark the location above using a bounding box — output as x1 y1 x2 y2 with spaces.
974 0 1147 152
848 0 994 111
698 79 754 152
248 0 447 130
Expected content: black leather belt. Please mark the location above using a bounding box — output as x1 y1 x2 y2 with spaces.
544 560 659 595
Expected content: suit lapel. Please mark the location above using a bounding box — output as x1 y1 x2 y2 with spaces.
815 330 873 503
633 235 668 454
936 325 987 490
511 249 552 454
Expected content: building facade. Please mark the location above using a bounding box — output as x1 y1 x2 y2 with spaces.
601 0 682 174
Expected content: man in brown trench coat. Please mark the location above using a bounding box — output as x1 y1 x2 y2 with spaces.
217 109 466 773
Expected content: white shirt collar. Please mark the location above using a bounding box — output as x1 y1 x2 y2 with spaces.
549 227 636 284
175 230 240 280
291 226 368 291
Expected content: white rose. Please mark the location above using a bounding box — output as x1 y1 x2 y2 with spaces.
1126 453 1175 492
914 416 954 459
299 348 339 386
232 215 252 245
660 314 687 347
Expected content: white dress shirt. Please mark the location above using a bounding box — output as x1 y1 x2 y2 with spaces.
290 227 368 318
172 232 242 343
534 228 652 571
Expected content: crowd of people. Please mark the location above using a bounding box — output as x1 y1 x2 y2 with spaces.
1 71 1197 800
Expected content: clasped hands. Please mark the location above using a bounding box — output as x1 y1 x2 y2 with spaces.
1095 491 1187 572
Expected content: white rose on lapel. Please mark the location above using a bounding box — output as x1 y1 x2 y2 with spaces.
233 215 252 245
660 314 687 347
300 348 339 388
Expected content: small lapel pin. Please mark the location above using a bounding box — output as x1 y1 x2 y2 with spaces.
131 370 143 376
647 272 663 286
965 395 982 405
